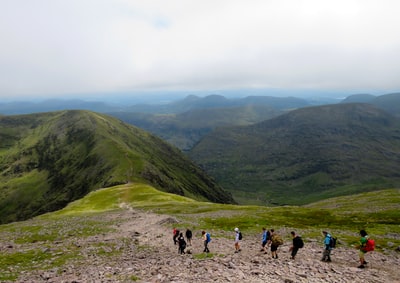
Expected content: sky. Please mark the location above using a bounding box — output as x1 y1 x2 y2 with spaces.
0 0 399 101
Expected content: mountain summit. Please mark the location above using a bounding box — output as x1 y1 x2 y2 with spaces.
0 110 234 223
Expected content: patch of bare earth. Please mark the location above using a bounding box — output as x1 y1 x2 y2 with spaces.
12 208 400 282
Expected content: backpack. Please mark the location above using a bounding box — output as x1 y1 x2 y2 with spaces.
329 236 337 248
363 239 375 252
238 232 243 240
294 236 304 248
206 233 211 243
179 237 186 249
272 234 283 246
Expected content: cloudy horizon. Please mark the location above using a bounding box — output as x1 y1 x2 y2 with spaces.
1 0 399 100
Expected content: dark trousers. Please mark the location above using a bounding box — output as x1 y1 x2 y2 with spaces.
203 241 210 253
322 249 331 261
291 247 299 258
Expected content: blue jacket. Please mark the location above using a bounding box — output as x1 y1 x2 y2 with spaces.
262 231 268 242
324 233 332 250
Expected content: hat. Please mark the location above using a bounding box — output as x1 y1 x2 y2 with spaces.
234 227 239 232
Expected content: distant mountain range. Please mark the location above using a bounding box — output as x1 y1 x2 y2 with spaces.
3 93 397 152
188 103 400 205
111 93 400 151
0 99 123 115
341 92 400 117
0 111 234 224
109 105 283 151
0 94 311 115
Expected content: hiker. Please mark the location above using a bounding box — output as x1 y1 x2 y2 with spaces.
202 230 210 253
173 228 179 245
289 231 304 260
260 227 269 254
234 227 241 253
177 232 186 254
185 228 192 246
321 231 332 262
270 229 282 259
356 229 370 269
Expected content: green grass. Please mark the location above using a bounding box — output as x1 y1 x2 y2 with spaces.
193 252 215 260
50 184 400 248
0 184 399 282
0 248 79 281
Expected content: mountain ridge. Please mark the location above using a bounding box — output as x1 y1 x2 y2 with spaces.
0 110 234 224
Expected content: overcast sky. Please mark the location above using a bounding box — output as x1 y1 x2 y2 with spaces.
0 0 399 100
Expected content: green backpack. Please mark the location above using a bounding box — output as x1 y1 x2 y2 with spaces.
272 234 283 246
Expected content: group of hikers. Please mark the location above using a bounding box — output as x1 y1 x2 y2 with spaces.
172 227 374 269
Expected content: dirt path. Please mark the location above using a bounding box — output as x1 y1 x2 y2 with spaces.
14 208 400 282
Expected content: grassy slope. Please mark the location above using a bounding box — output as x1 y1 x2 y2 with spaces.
0 184 398 281
64 185 400 239
0 110 234 224
189 103 400 205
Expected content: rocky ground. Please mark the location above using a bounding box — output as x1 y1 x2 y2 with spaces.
4 208 400 283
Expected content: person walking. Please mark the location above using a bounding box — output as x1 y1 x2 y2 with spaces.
321 231 332 262
202 230 210 253
185 228 192 246
270 229 282 259
177 232 186 254
289 231 304 260
234 227 241 253
173 228 179 245
261 227 269 254
357 229 371 269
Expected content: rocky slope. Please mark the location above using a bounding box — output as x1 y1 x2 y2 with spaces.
2 208 399 283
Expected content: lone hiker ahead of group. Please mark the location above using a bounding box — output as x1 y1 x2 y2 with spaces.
356 229 375 269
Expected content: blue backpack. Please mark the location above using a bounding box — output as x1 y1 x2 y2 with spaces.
206 233 211 243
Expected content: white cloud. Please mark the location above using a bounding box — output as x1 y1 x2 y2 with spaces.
0 0 399 98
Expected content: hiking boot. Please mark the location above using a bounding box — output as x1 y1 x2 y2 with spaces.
358 265 365 269
326 259 332 262
364 261 368 264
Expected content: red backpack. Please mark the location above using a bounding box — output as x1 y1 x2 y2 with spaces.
363 239 375 252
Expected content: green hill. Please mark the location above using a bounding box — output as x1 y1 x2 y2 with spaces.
0 110 234 224
188 103 400 205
